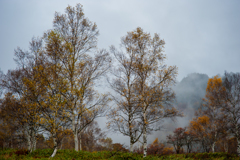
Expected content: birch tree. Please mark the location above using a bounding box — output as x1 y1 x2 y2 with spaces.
107 46 142 152
111 27 181 157
202 75 227 152
0 38 46 152
189 115 212 152
38 31 71 157
221 72 240 156
52 4 111 151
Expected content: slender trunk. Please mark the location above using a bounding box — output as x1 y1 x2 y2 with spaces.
129 112 134 153
130 141 133 152
212 120 217 153
188 145 192 153
237 137 240 156
60 138 63 150
26 131 31 151
143 110 147 157
235 122 240 156
50 136 58 157
32 129 36 151
211 141 215 153
32 135 36 151
74 128 78 151
129 124 135 153
186 137 192 153
224 141 228 153
72 116 79 151
51 147 58 158
79 131 82 151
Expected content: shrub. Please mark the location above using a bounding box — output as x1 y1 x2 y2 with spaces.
14 149 29 156
184 152 239 160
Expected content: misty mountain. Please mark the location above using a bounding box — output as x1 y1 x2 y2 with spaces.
150 73 209 143
174 73 209 110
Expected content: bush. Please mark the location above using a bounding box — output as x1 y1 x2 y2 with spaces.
14 149 29 156
184 152 238 160
28 148 53 158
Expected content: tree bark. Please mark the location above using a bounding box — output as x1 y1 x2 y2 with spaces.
50 136 58 157
211 130 217 153
72 115 79 151
51 147 58 158
233 121 240 156
79 131 82 151
73 125 79 151
26 126 37 152
32 128 37 151
237 137 240 156
236 124 240 156
51 138 57 157
26 130 31 151
211 141 215 153
130 141 133 152
143 110 147 157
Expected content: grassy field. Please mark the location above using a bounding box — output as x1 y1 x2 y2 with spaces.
0 149 239 160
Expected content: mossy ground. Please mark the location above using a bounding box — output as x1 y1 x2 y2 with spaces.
0 149 239 160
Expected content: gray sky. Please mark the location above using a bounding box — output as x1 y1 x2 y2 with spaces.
1 0 240 146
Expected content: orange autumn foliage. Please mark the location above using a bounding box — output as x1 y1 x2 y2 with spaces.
147 138 174 155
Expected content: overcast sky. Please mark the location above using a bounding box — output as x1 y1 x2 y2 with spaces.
1 0 240 145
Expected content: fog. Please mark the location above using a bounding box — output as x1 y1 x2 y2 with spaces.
1 0 240 149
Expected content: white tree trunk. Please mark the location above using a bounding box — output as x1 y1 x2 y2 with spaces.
32 129 37 151
211 141 215 153
130 142 133 152
51 147 58 158
72 116 79 151
211 131 217 153
26 131 31 151
211 117 217 153
32 136 36 151
50 137 58 157
237 136 240 156
74 128 79 151
79 131 82 151
26 126 37 152
143 110 147 157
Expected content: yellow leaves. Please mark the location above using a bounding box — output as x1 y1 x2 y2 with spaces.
162 147 174 154
189 115 212 139
202 75 226 123
64 41 74 53
40 118 46 125
206 76 222 91
152 138 159 146
205 75 226 103
197 115 210 125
